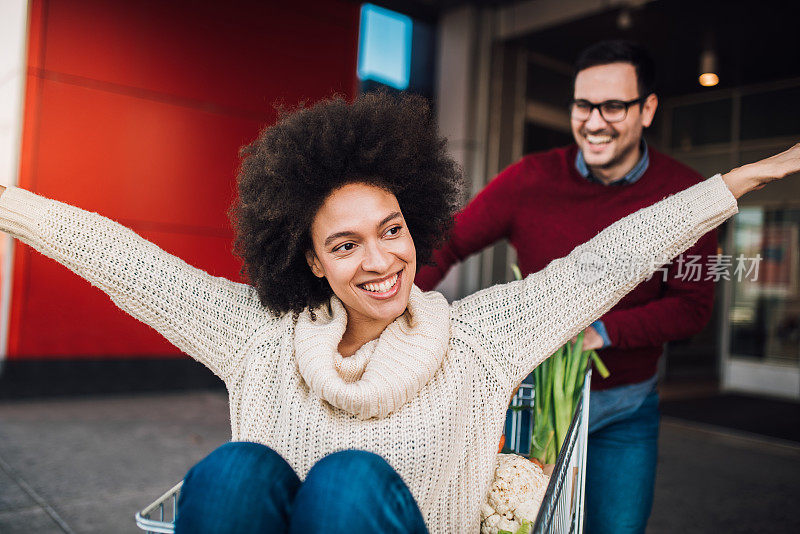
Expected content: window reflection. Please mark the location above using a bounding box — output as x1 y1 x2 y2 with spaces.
729 207 800 364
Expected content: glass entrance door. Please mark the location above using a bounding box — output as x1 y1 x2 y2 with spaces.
722 206 800 399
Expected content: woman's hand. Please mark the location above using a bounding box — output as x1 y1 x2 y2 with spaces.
722 143 800 199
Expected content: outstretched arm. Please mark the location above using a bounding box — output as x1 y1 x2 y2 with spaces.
595 230 717 349
0 186 277 383
455 144 800 389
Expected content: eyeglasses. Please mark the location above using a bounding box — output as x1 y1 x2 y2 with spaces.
569 97 646 123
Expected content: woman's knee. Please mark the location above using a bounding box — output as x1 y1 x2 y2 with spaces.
301 450 396 499
312 449 392 475
293 450 426 533
184 441 297 492
177 443 300 533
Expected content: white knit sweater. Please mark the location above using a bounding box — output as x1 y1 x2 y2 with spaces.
0 175 737 532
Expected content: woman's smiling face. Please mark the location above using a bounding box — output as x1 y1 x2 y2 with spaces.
306 182 416 330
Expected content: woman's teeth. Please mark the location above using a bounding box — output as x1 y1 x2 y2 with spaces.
361 273 398 293
586 134 613 145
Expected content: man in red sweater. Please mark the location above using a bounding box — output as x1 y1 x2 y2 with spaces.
416 41 717 533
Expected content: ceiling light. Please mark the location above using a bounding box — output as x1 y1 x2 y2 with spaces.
698 49 719 87
617 8 632 30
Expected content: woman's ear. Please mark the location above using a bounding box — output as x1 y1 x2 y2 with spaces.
305 250 325 278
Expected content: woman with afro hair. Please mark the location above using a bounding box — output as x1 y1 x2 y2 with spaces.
0 91 797 533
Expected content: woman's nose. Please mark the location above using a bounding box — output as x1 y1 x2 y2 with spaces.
362 241 392 272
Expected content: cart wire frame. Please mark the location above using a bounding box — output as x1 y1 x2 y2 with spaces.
135 369 592 533
506 368 591 534
135 481 182 534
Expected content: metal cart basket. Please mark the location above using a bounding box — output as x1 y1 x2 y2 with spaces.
135 481 182 534
505 368 591 534
135 369 591 534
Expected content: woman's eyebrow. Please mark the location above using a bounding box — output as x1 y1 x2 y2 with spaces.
378 211 402 227
324 230 357 247
323 211 402 247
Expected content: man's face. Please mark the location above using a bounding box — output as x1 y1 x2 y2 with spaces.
571 63 657 172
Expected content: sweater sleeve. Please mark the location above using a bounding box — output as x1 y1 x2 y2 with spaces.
0 187 277 383
599 229 718 349
452 174 738 390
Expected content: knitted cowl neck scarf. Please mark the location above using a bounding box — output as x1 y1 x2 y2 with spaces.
294 285 451 420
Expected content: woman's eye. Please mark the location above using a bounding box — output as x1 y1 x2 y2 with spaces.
334 242 355 253
386 225 402 236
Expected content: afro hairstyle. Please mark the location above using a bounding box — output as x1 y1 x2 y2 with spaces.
230 91 463 316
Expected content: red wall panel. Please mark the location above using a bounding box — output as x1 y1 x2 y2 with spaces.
37 0 357 113
31 79 260 228
16 228 241 358
11 0 359 359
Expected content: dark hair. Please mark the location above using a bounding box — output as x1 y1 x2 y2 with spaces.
230 91 463 316
573 40 656 98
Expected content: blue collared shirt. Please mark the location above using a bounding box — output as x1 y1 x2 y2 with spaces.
575 139 650 186
577 140 650 348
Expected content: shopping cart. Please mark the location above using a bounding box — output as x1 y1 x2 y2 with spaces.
135 482 181 534
505 368 591 534
135 369 592 533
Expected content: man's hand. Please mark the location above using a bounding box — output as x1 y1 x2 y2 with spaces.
572 326 604 350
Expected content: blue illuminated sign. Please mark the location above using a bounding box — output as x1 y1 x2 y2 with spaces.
357 4 412 90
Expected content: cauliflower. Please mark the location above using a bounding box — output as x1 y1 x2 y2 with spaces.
481 454 550 534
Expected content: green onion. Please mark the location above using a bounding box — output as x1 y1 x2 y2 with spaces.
511 265 610 464
590 350 610 379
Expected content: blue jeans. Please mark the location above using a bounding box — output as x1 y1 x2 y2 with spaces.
585 390 660 534
175 442 428 534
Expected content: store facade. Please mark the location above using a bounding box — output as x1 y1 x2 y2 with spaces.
428 0 799 400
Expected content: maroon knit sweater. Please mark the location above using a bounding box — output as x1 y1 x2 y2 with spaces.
416 145 717 390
